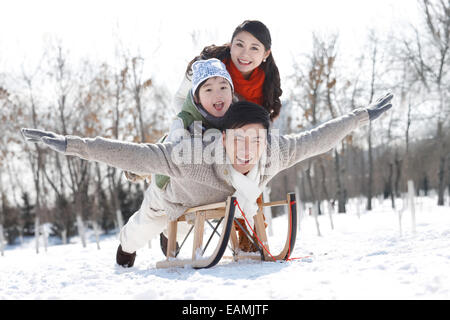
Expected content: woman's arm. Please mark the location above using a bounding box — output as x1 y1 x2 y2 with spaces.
173 75 192 111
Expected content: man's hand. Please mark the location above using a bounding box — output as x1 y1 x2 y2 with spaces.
124 171 147 183
21 128 67 153
366 93 393 121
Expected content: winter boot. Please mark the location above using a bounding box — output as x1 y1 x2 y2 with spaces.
159 232 180 256
116 244 136 268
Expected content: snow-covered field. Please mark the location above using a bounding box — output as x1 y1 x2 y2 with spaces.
1 195 449 300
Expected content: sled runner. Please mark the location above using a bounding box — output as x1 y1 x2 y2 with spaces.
155 193 297 269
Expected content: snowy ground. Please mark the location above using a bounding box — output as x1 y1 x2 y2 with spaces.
1 195 449 300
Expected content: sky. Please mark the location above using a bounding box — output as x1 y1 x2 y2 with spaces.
0 0 422 95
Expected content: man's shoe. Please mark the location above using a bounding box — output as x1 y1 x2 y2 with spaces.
160 232 180 256
116 244 136 267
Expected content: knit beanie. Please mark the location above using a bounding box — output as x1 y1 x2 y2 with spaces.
191 58 234 95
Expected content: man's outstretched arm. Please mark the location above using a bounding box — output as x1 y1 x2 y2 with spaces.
278 92 393 170
21 128 183 178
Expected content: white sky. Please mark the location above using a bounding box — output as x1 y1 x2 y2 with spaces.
0 0 421 94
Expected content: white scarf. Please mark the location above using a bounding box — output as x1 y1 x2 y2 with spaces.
229 162 263 229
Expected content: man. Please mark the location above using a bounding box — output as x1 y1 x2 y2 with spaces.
21 92 393 267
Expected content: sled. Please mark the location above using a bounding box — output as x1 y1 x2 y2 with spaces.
155 192 297 269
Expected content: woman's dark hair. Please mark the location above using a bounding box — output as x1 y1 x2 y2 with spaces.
186 20 282 121
221 101 270 131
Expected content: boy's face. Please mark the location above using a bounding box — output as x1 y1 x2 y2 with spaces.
195 77 233 117
222 123 267 175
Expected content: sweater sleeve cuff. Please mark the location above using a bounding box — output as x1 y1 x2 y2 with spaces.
65 135 89 159
352 108 370 127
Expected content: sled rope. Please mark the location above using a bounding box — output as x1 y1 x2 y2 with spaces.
233 217 264 258
233 199 276 261
233 199 311 262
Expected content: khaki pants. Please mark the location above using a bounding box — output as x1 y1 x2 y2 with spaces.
119 187 190 254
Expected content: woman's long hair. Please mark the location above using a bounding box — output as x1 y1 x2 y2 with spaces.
186 20 282 121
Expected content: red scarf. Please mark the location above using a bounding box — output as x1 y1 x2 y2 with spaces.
223 58 265 106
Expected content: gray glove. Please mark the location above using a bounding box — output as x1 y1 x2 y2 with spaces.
366 92 393 121
21 128 67 153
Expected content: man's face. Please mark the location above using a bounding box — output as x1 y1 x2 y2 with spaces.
222 123 267 174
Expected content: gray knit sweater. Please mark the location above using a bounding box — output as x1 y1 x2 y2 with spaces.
65 108 370 219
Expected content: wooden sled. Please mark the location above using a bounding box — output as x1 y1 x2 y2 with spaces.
155 193 297 269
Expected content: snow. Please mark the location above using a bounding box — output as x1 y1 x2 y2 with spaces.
1 196 449 300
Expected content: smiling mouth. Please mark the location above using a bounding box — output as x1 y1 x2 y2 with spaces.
236 155 253 165
237 58 252 66
213 101 224 111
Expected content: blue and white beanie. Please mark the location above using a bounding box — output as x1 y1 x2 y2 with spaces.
191 58 234 95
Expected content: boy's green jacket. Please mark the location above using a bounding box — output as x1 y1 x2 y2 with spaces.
155 92 216 189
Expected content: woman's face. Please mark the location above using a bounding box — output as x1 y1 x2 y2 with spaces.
230 31 271 79
196 77 233 117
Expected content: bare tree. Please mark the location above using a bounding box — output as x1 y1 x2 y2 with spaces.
45 41 92 247
290 34 325 216
320 33 349 213
20 63 47 252
0 84 25 247
403 0 450 205
288 32 345 226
